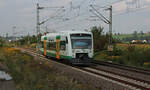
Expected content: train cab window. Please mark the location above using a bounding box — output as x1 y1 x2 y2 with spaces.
60 41 66 50
66 37 68 44
70 34 92 49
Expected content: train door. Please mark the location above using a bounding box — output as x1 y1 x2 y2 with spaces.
59 36 68 59
56 36 60 59
44 37 47 56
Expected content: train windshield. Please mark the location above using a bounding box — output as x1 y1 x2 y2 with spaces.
70 34 92 49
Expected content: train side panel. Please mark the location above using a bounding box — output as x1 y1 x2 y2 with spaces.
40 31 94 65
41 33 72 60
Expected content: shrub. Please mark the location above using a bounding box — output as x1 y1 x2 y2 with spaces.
94 44 150 68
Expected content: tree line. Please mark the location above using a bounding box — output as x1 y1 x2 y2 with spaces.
122 31 150 43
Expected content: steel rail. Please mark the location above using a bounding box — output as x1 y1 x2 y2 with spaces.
81 67 150 90
93 60 150 75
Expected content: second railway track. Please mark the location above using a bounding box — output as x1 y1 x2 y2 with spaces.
93 60 150 75
84 67 150 90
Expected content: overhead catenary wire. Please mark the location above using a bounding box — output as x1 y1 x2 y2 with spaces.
46 0 98 27
49 0 109 27
90 5 110 24
49 16 95 31
49 12 90 30
39 0 93 31
40 0 150 34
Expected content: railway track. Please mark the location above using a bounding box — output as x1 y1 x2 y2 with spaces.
93 60 150 75
21 48 150 90
81 67 150 90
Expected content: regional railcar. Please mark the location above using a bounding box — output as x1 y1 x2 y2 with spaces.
40 31 93 65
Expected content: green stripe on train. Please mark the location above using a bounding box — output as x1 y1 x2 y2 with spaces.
41 50 72 60
56 35 61 39
44 37 47 40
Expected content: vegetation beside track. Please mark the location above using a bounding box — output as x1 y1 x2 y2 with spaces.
0 47 91 90
94 43 150 69
113 31 150 42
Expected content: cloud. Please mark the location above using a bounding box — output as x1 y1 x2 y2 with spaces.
1 0 150 35
40 0 72 7
145 0 150 2
112 0 150 13
113 1 127 12
0 0 6 8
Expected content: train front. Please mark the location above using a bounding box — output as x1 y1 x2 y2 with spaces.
70 33 93 65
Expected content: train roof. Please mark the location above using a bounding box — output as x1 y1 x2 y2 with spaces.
59 30 92 34
42 30 91 37
41 30 92 41
43 30 90 36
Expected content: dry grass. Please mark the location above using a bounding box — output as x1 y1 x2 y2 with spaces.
0 47 92 90
116 43 150 50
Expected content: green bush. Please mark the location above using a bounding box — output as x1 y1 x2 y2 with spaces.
0 38 4 47
94 45 150 69
119 46 150 67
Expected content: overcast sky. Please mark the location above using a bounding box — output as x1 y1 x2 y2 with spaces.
0 0 150 36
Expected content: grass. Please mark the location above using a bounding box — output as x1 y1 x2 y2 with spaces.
0 47 93 90
116 43 150 50
113 34 133 40
113 33 150 40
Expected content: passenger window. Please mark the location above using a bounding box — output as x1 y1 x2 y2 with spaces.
49 42 56 50
47 42 50 50
60 41 66 50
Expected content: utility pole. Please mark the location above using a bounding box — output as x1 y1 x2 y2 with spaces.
90 5 113 51
36 3 64 37
36 3 40 42
36 3 44 50
27 32 30 45
36 3 40 50
104 5 113 51
109 6 112 45
36 3 65 50
45 25 48 33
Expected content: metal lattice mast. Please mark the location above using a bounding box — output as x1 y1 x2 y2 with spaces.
109 6 112 45
36 3 40 42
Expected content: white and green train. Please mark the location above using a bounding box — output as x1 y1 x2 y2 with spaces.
40 31 93 65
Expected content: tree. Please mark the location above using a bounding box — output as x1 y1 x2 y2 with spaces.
140 31 144 40
133 31 138 39
18 35 38 45
0 38 4 47
91 26 109 52
140 31 144 36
